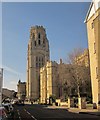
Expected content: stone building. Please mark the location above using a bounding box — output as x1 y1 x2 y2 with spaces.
17 80 26 100
75 49 90 67
2 88 15 100
40 60 74 103
26 26 91 103
26 26 50 101
40 57 91 104
85 0 100 108
40 61 58 103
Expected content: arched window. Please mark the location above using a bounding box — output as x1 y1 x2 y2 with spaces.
38 33 41 39
39 57 40 61
38 40 41 45
34 41 36 46
36 56 38 62
36 63 38 68
43 39 45 47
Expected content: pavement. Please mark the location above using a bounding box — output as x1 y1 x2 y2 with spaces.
46 105 100 117
13 104 100 119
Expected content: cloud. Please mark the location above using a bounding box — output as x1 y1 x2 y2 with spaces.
10 81 17 85
2 65 22 76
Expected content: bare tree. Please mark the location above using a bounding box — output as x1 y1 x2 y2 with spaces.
67 48 84 64
65 48 91 98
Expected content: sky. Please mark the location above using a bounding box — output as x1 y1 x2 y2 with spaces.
2 2 90 91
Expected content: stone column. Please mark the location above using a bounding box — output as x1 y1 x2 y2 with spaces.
56 99 61 106
93 103 97 109
78 97 86 109
68 97 74 108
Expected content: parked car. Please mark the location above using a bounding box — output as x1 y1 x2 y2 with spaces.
2 103 14 119
0 106 7 120
2 103 13 113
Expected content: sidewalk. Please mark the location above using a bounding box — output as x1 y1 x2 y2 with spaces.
68 108 100 116
46 105 100 116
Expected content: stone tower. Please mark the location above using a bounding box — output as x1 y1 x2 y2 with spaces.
26 26 50 101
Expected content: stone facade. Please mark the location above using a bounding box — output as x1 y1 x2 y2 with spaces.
40 61 58 103
40 57 91 104
17 80 26 100
75 49 90 67
40 60 73 103
85 0 100 108
2 88 15 99
26 26 91 104
26 26 50 101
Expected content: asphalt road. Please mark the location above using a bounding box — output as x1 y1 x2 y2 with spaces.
12 104 99 120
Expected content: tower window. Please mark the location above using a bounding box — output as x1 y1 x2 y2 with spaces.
39 57 40 61
36 63 38 68
28 44 29 50
31 42 32 50
38 33 41 39
36 56 38 62
42 57 43 62
38 40 41 45
96 67 98 78
34 41 36 46
42 62 44 66
43 39 45 47
91 22 94 29
94 42 96 54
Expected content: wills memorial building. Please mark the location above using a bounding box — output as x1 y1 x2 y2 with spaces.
26 26 50 101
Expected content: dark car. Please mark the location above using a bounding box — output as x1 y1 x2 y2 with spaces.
2 103 14 119
0 106 7 120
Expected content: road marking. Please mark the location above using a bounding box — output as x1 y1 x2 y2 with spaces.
17 110 21 120
24 109 37 120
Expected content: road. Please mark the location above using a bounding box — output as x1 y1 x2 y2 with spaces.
12 104 99 120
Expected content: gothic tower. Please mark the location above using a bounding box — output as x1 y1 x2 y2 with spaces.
26 26 50 101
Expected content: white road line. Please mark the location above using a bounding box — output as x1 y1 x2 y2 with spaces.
17 110 21 120
24 109 37 120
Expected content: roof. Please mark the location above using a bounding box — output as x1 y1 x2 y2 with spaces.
84 0 100 23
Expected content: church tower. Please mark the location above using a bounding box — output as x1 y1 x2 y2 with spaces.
26 26 50 101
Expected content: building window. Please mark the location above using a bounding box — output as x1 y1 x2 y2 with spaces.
91 22 94 29
36 56 38 62
39 57 41 62
31 42 32 50
94 42 96 54
39 63 41 68
42 57 44 66
96 67 98 78
43 39 45 47
42 57 43 61
36 63 38 68
38 33 41 39
28 44 29 50
38 40 41 45
34 41 36 46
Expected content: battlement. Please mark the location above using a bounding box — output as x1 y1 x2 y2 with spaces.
30 25 45 31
